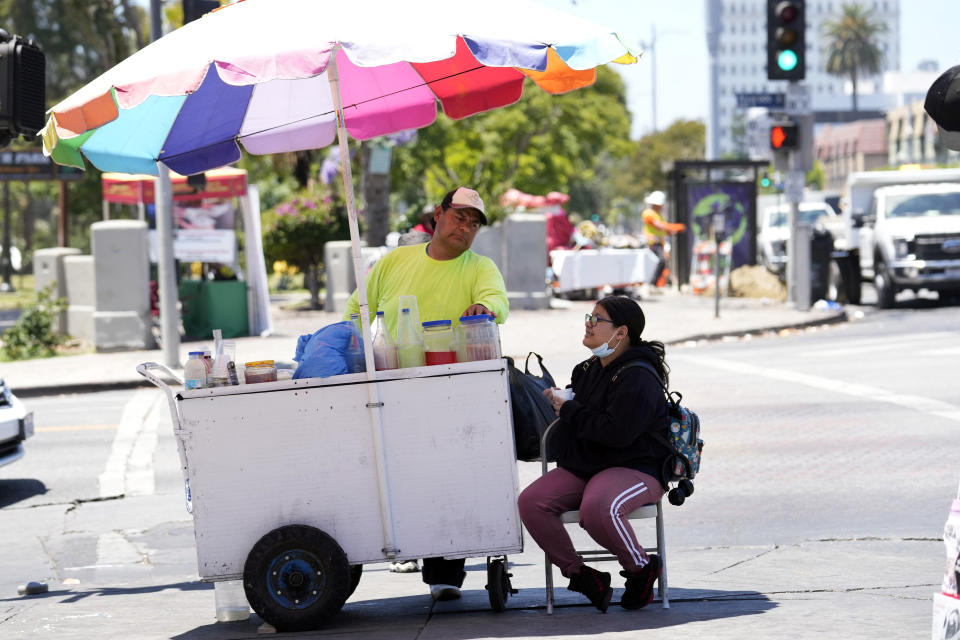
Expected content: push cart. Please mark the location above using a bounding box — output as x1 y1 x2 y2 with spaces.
138 358 521 631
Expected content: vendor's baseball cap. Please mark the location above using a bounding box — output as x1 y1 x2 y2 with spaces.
925 65 960 151
443 187 487 225
645 190 666 206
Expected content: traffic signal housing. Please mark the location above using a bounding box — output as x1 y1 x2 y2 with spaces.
767 0 805 81
0 31 45 146
183 0 221 24
770 122 799 151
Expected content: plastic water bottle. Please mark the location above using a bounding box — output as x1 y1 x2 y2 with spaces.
396 307 425 368
372 311 398 370
184 351 207 389
348 314 366 373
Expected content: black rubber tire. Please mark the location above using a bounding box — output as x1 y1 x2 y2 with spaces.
243 525 350 632
486 559 509 612
874 260 896 309
348 564 363 598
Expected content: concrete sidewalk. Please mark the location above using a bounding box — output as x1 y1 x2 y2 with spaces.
3 289 849 397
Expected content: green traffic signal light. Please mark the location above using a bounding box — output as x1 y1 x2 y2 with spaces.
777 49 798 71
760 174 771 188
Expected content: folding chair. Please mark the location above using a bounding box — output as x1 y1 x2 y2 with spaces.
539 419 669 614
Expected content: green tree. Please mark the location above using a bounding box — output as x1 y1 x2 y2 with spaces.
609 119 706 210
390 66 633 224
822 3 887 114
261 186 351 309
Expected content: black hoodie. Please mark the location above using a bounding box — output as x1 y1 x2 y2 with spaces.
553 345 672 486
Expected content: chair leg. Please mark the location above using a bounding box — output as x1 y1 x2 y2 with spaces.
545 551 555 615
656 499 669 609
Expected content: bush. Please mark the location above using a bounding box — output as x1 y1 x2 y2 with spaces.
1 284 68 360
262 187 352 308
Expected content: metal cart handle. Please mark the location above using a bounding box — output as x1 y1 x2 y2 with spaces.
137 362 183 432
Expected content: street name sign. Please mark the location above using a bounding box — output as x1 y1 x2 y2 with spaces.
736 93 785 109
0 150 84 181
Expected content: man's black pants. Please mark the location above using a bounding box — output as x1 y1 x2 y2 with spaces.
421 557 466 587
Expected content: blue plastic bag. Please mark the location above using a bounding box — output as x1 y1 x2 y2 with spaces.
292 321 365 379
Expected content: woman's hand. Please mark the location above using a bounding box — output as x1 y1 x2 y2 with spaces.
543 387 564 415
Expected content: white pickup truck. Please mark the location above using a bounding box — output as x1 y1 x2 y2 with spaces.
830 169 960 307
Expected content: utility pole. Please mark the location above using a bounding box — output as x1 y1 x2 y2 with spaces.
650 23 657 133
151 0 180 366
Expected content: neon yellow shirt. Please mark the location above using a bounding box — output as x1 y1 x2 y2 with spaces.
344 243 509 337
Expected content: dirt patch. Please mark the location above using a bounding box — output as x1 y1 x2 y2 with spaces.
728 265 787 301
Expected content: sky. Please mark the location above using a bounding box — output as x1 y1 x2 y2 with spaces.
537 0 960 140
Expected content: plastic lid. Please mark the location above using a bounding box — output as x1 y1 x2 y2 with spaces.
188 351 204 356
245 360 276 367
460 314 491 324
401 308 410 312
422 319 452 328
350 313 359 318
376 311 385 316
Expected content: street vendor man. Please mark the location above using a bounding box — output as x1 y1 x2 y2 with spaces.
641 190 685 291
344 186 509 601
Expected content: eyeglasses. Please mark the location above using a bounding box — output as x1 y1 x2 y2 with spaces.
584 313 615 327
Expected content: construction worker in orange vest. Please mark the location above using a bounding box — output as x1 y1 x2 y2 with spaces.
641 191 685 289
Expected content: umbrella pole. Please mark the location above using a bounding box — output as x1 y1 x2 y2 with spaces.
328 46 399 559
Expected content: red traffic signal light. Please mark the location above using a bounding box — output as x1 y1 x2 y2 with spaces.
770 123 799 150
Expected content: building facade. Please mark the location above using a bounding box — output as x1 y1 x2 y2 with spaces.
706 0 900 159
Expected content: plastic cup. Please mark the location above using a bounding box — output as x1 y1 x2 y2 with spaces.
553 388 575 402
214 580 250 622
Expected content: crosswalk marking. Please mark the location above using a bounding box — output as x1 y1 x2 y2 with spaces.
98 389 162 498
673 354 960 423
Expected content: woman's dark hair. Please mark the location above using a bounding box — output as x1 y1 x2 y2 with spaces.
597 295 669 385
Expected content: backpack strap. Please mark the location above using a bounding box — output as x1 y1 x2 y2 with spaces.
612 360 683 454
612 360 666 392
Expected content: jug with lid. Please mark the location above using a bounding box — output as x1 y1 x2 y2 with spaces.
421 319 457 365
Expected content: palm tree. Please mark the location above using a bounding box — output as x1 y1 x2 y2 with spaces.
821 4 887 114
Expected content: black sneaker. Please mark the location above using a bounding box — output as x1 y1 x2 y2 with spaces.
568 565 613 612
620 554 661 610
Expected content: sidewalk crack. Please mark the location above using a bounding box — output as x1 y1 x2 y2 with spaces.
709 546 778 574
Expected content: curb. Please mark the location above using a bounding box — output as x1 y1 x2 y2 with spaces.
665 310 848 346
15 379 154 399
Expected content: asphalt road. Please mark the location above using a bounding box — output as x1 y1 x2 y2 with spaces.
0 302 957 639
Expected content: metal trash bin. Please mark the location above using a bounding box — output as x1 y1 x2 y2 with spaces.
809 226 833 304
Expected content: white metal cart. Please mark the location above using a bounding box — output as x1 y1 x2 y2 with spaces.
138 358 521 631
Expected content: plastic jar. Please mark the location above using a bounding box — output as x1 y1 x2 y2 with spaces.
421 320 457 365
458 314 501 362
244 360 278 384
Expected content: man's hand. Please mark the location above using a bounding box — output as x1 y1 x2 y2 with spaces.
462 304 494 318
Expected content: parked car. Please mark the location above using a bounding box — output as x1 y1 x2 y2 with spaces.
0 378 33 468
758 201 840 277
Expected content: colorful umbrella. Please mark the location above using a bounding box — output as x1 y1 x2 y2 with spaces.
42 0 638 175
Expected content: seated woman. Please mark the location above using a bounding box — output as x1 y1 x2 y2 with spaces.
518 295 672 612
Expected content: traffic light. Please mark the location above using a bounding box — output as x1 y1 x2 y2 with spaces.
770 122 799 150
0 30 45 146
760 173 772 189
766 0 805 81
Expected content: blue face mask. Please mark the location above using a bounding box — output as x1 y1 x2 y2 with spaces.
589 334 623 358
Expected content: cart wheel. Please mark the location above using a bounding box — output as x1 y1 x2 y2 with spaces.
486 558 511 612
347 564 363 598
243 525 350 632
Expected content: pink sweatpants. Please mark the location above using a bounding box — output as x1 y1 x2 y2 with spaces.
518 466 665 578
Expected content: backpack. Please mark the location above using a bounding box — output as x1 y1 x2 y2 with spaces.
613 360 704 505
